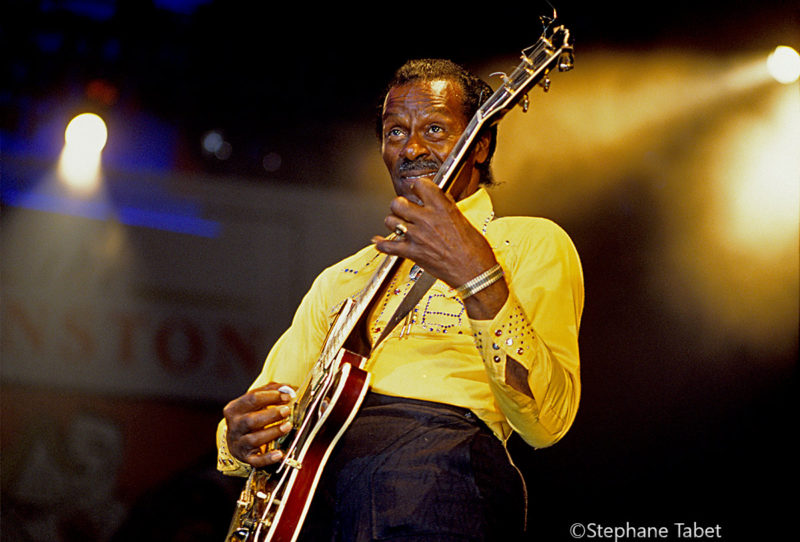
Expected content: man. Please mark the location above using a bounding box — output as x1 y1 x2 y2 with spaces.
217 59 583 540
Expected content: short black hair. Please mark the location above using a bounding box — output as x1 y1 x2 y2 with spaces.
376 58 498 185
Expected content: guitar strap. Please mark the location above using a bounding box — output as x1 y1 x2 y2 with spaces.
374 268 436 347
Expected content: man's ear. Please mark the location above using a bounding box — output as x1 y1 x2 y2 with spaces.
474 132 492 165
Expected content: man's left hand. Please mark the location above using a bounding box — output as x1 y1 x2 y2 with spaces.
372 178 508 319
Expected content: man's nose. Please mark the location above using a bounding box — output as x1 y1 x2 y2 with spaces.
401 133 429 161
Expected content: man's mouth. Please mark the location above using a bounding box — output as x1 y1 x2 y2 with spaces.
401 172 437 181
398 158 440 182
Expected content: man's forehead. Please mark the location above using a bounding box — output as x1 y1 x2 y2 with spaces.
382 79 465 114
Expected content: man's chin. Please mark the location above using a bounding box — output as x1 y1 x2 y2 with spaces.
393 178 427 206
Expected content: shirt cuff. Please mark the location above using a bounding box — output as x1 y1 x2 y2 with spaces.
216 420 252 477
470 293 539 379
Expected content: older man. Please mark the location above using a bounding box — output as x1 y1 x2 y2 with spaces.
217 58 584 541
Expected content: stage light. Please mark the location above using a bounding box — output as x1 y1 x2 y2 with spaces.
262 151 282 172
714 86 800 254
201 130 232 160
65 113 108 152
202 130 224 153
59 112 108 193
767 46 800 84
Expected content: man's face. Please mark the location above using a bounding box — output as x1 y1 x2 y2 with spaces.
380 79 487 203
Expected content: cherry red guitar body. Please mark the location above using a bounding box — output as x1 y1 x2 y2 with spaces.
225 350 370 542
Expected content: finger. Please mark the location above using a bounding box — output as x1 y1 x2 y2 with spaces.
384 214 411 239
237 421 294 466
223 388 289 418
390 192 427 224
235 404 292 435
254 382 286 391
238 419 293 449
371 234 410 257
244 450 283 468
247 382 291 400
408 177 450 207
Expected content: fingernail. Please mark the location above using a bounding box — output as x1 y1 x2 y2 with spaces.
277 385 296 399
278 405 290 417
279 421 292 433
268 450 283 462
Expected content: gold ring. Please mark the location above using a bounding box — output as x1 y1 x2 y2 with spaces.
394 223 408 237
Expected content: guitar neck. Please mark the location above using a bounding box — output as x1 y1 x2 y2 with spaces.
321 252 403 363
432 114 486 194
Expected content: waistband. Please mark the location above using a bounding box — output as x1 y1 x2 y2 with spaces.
360 391 490 433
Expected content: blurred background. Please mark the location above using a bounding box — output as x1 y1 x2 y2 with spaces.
1 1 797 540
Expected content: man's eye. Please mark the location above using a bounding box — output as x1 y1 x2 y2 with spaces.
386 127 404 138
428 125 444 134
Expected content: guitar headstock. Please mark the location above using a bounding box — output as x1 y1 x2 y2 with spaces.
432 12 575 194
479 15 574 124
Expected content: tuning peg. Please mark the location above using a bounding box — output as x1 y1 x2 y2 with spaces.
558 51 574 72
538 77 551 92
519 94 529 112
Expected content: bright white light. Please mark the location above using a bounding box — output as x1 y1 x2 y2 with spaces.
59 112 108 193
64 112 108 152
767 46 800 84
717 88 800 253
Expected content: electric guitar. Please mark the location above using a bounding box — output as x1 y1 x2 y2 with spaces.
224 15 574 542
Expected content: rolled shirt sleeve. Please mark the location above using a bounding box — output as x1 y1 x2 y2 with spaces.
471 217 583 448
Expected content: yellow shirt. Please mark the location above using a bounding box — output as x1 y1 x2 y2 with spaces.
217 188 583 476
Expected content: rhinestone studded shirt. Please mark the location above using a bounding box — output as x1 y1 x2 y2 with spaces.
217 188 583 475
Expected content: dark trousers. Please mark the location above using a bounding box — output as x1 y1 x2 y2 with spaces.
298 392 527 541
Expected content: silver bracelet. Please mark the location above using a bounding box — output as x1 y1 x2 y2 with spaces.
454 264 504 299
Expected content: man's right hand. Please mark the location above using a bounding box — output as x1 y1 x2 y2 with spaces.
223 382 294 468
